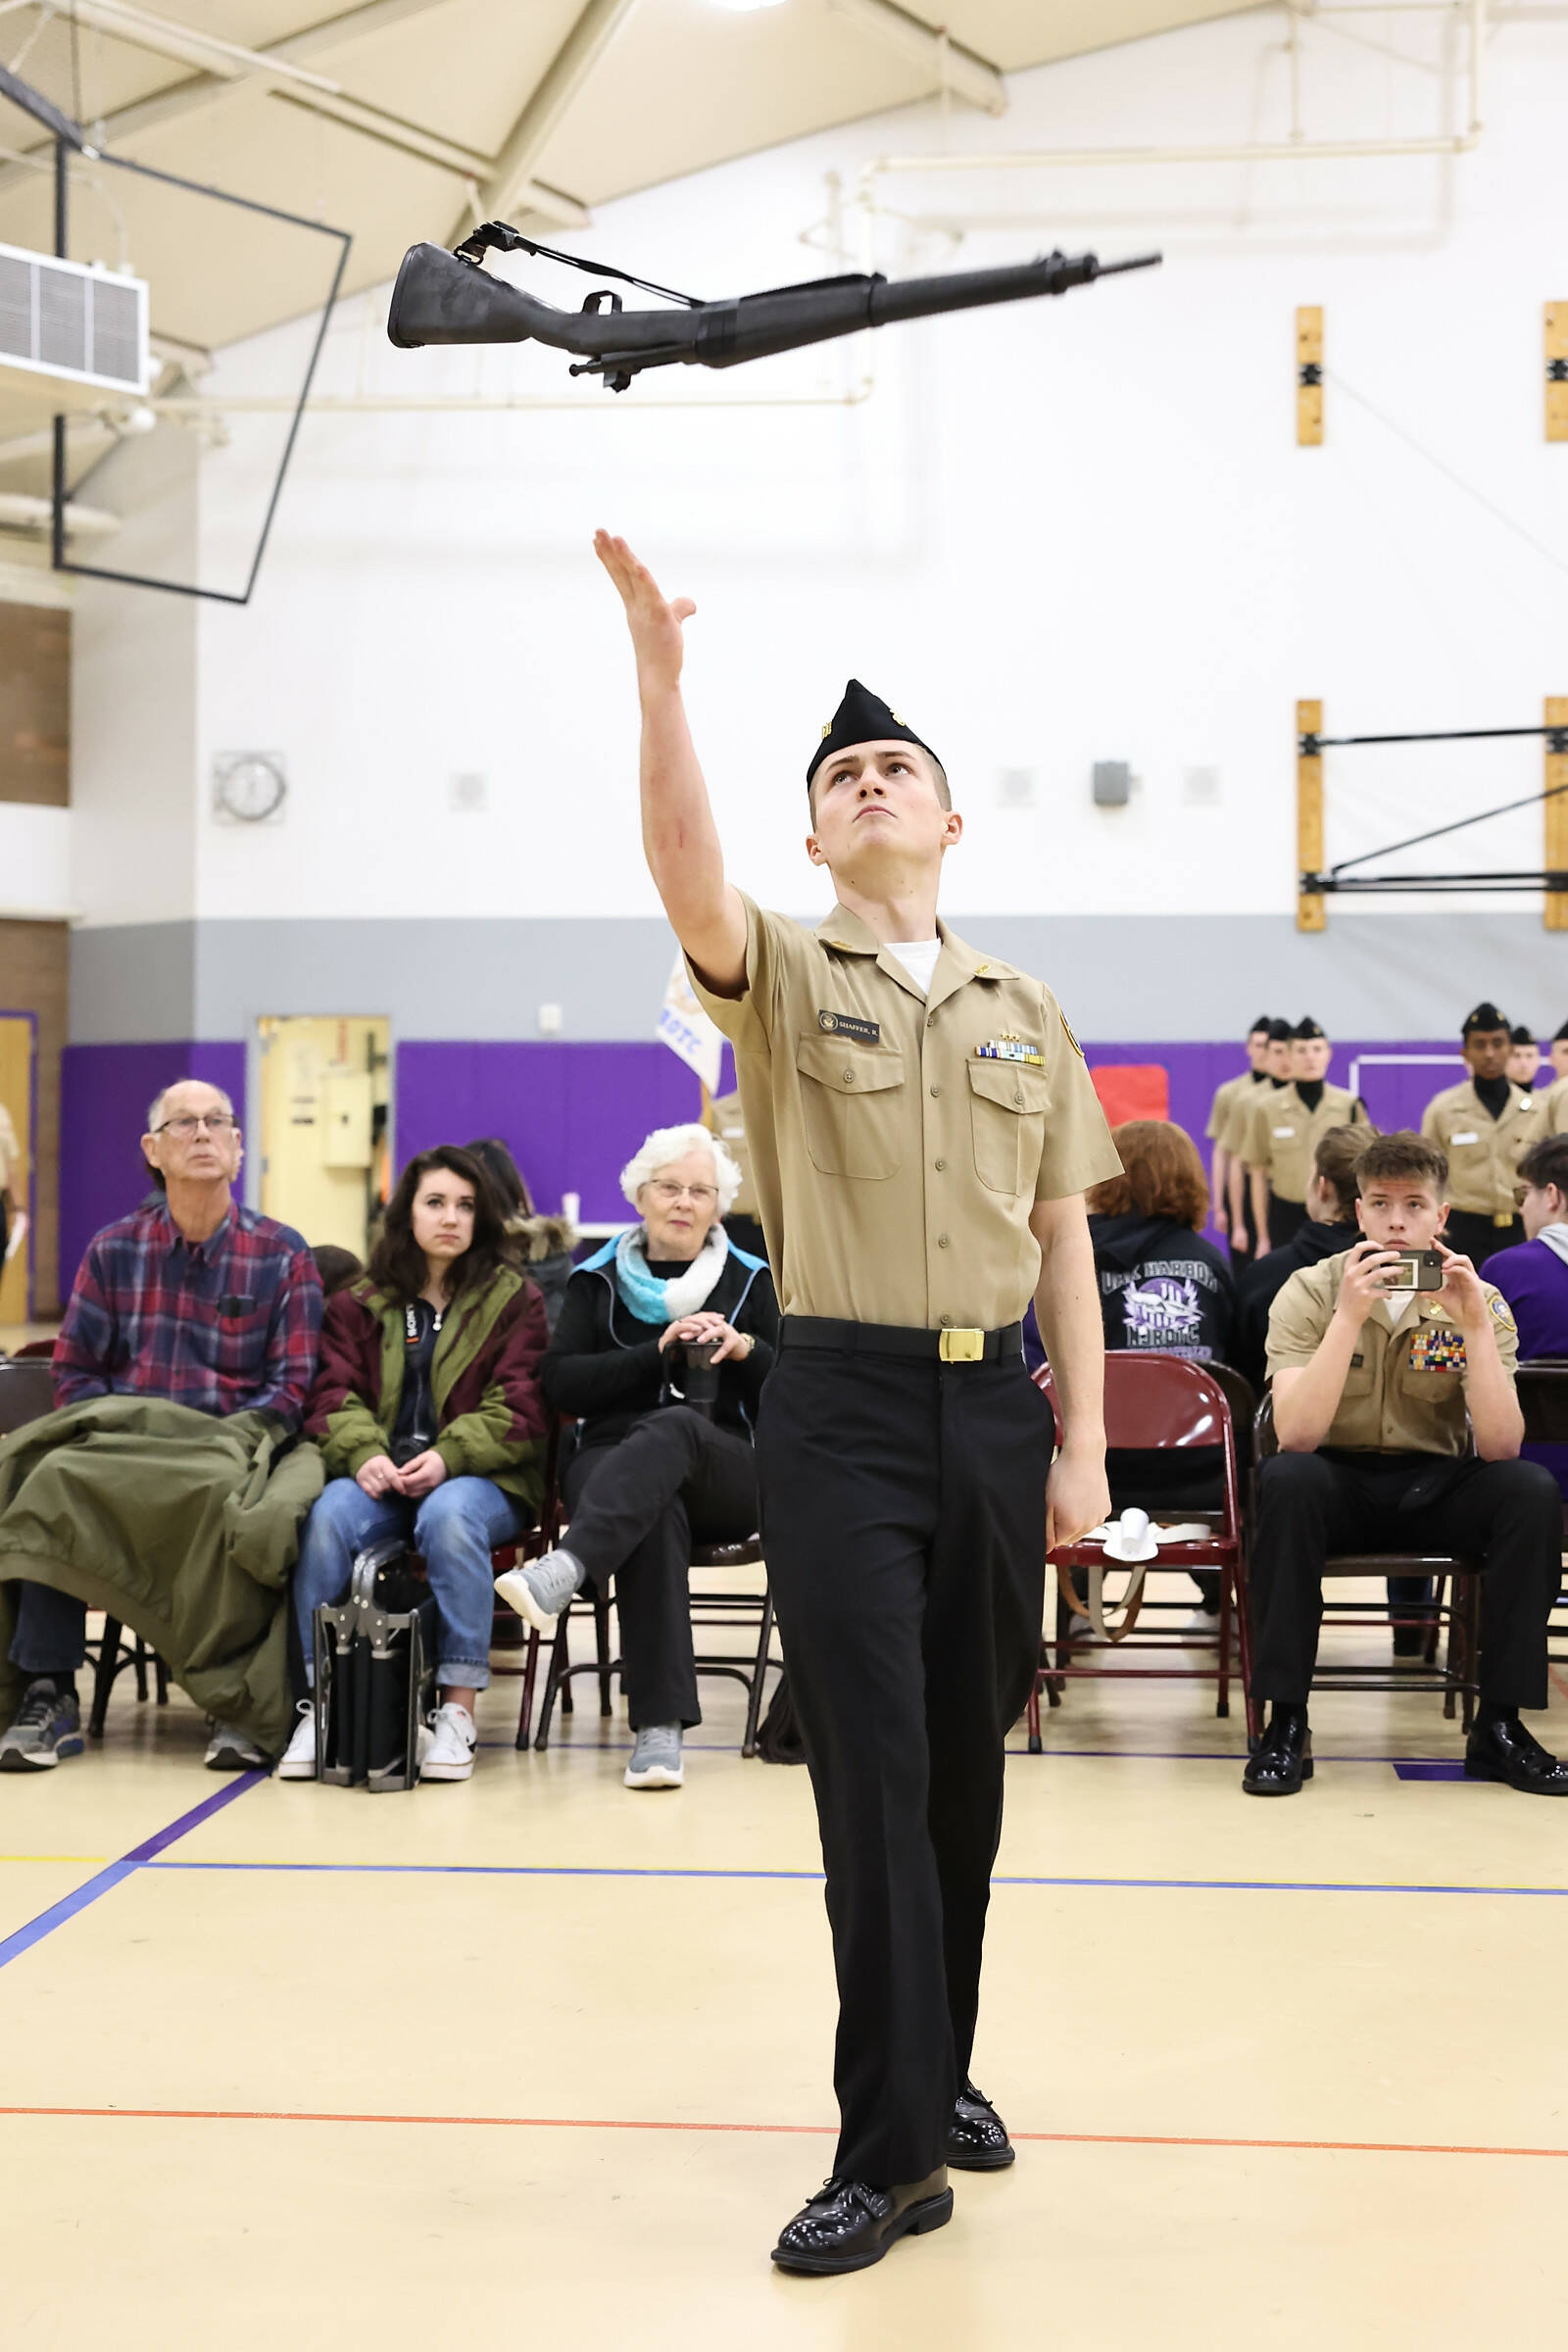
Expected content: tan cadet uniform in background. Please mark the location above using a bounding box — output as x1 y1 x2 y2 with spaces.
689 889 1120 2193
1238 1080 1369 1248
1420 1074 1543 1265
708 1089 758 1220
1540 1072 1568 1136
1247 1248 1562 1740
0 1097 21 1268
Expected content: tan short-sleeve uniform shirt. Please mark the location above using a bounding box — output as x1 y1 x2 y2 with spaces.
1205 1071 1250 1145
1266 1252 1518 1456
1239 1080 1368 1205
687 895 1122 1330
1220 1078 1280 1160
1420 1079 1544 1218
1541 1074 1568 1136
0 1102 20 1195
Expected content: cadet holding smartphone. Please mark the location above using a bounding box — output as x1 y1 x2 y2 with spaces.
1243 1130 1568 1798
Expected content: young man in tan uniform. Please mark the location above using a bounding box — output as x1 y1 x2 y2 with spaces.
1239 1017 1368 1256
1205 1016 1272 1263
1245 1130 1567 1798
1420 1003 1543 1267
594 530 1120 2277
1222 1019 1293 1247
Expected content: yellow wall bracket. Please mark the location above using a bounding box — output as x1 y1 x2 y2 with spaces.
1547 304 1568 442
1297 306 1323 446
1298 699 1325 932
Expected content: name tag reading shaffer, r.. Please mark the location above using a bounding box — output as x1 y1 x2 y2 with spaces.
818 1010 881 1046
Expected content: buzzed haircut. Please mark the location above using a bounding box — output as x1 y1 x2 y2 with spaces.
1312 1123 1366 1218
1355 1129 1448 1195
1517 1133 1568 1200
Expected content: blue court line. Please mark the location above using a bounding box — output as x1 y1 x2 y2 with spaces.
138 1857 1568 1898
0 1771 265 1973
483 1740 1472 1766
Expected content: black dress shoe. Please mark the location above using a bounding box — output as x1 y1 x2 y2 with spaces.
946 2080 1014 2171
1391 1624 1428 1660
770 2167 953 2275
1465 1714 1568 1794
1243 1706 1312 1796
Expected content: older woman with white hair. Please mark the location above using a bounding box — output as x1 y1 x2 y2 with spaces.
495 1121 778 1789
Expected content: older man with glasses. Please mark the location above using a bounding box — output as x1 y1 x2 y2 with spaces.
0 1077 321 1774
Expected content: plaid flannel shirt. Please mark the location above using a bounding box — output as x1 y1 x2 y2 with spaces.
53 1200 323 1429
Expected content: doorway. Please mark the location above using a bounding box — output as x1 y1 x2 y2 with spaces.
258 1016 390 1259
0 1009 34 1324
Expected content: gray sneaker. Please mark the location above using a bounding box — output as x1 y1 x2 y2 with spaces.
624 1722 684 1790
204 1720 268 1771
0 1679 84 1772
494 1546 585 1637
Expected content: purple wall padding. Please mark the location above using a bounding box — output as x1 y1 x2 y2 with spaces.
58 1041 246 1290
52 1032 1482 1286
395 1040 736 1223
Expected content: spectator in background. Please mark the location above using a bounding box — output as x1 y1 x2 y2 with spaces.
497 1122 778 1793
1551 1022 1568 1086
1485 1134 1568 1504
0 1077 321 1775
1507 1026 1543 1092
283 1147 548 1786
1233 1125 1363 1395
310 1245 363 1299
466 1137 576 1335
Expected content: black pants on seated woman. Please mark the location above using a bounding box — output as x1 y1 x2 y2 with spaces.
495 1121 779 1789
561 1408 760 1728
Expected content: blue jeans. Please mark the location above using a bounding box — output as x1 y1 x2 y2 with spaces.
9 1583 88 1675
292 1475 525 1691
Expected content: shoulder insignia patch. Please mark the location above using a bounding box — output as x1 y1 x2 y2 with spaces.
1060 1010 1084 1058
1490 1294 1516 1328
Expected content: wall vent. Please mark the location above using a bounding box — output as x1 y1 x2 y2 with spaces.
0 242 148 401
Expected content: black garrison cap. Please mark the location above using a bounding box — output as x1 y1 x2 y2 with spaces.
1249 1014 1273 1035
1462 1001 1510 1037
1266 1018 1296 1044
808 678 940 789
1510 1023 1536 1046
1555 1019 1568 1044
1293 1017 1327 1041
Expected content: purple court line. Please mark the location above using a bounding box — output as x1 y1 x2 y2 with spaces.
482 1740 1470 1765
139 1857 1568 1898
0 1771 265 1973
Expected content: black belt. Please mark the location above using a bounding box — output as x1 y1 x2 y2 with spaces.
779 1315 1024 1364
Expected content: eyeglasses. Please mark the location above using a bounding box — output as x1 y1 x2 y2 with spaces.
156 1114 239 1138
647 1181 718 1206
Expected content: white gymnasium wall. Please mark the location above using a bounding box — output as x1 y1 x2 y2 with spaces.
177 6 1568 930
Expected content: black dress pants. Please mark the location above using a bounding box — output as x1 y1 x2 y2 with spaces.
562 1408 759 1731
756 1348 1052 2188
1444 1209 1524 1270
1248 1449 1561 1708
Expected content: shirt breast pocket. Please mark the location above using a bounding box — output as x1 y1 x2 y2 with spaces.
1340 1351 1376 1397
794 1035 906 1179
967 1059 1050 1196
215 1301 270 1385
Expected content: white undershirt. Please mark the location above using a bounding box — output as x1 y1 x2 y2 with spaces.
886 938 941 996
1376 1289 1421 1334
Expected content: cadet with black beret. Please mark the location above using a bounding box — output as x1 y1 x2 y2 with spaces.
595 532 1120 2279
1420 1004 1543 1266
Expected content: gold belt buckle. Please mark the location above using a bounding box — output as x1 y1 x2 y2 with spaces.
1494 1213 1514 1228
939 1327 986 1363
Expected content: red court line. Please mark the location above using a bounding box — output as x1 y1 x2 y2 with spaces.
3 2106 1565 2160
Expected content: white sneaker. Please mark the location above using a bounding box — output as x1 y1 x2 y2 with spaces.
624 1723 684 1789
205 1719 268 1771
276 1698 318 1780
419 1700 477 1782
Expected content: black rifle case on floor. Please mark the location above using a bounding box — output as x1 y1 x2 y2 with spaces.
314 1542 436 1792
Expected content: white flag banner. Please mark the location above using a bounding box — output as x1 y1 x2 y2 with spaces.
657 948 724 1096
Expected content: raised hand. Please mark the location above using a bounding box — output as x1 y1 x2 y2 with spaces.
594 529 696 696
1333 1239 1406 1329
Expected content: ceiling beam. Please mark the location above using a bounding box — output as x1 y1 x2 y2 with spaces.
450 0 639 239
826 0 1007 116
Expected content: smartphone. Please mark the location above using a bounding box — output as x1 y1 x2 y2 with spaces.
1389 1248 1445 1292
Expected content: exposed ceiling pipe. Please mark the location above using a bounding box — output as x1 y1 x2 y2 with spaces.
451 0 639 243
826 0 1007 116
42 0 343 89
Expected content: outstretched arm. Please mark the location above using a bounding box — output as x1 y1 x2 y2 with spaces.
594 529 748 996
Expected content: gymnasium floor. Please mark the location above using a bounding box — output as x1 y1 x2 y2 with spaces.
4 1577 1565 2351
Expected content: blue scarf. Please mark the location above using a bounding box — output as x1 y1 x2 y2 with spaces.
612 1223 729 1326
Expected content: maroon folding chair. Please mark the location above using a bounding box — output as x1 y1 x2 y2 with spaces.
1238 1391 1481 1742
1024 1352 1248 1749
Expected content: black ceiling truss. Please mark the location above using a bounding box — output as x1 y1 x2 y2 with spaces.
1299 721 1568 898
